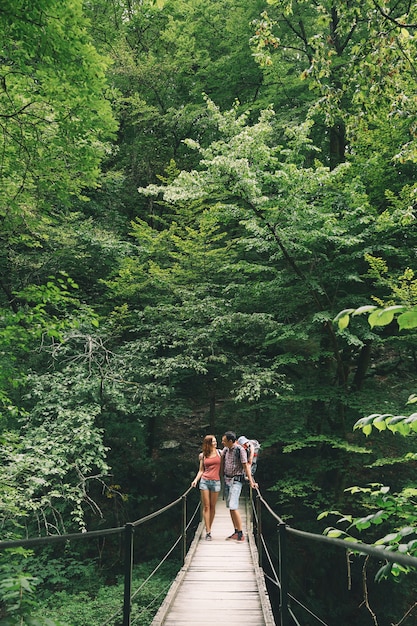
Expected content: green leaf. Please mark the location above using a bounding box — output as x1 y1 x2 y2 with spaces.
345 486 366 494
404 413 417 426
383 305 406 314
387 415 407 425
368 310 382 328
338 314 350 330
324 527 345 538
373 415 388 431
398 310 417 330
354 414 380 430
386 416 411 436
363 424 372 436
368 308 394 327
407 539 417 551
375 532 401 545
375 563 393 582
372 510 386 525
334 308 354 329
334 308 355 321
355 514 373 529
317 511 330 520
352 305 377 315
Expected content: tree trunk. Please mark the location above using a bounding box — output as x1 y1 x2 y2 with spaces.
329 122 346 169
351 341 372 392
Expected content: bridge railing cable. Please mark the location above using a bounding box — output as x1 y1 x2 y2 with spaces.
0 485 199 626
128 498 201 626
248 487 417 626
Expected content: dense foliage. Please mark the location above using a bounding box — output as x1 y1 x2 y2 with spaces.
1 0 417 623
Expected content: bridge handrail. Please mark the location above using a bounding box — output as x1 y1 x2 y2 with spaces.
253 488 417 569
102 492 201 626
251 487 417 626
132 486 193 527
0 485 198 626
0 486 194 551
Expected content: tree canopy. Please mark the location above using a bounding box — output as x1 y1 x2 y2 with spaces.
2 0 417 623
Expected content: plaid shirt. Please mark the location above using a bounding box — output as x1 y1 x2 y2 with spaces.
222 444 248 478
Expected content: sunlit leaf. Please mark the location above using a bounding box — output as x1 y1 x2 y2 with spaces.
373 415 388 431
354 414 380 430
372 510 386 525
338 314 350 330
387 415 406 425
383 305 406 314
334 308 355 322
398 311 417 330
375 532 400 544
356 514 373 529
352 305 377 315
325 528 345 538
368 309 394 328
362 424 372 436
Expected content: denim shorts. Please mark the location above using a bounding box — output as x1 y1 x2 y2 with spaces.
199 478 221 492
224 479 243 510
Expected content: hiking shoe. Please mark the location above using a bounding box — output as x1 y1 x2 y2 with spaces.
226 532 239 541
205 532 212 541
236 533 245 542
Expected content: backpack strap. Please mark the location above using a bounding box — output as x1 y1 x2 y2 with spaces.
234 444 247 469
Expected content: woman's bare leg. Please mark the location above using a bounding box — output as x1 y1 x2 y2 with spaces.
201 490 211 532
209 491 219 529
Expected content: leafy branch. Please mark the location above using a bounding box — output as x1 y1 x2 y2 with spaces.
334 304 417 332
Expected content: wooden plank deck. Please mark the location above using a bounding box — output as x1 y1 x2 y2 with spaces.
152 496 276 625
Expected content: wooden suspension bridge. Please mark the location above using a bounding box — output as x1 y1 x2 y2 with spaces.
3 485 417 624
152 497 275 626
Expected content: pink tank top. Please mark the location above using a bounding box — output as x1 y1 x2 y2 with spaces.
202 451 221 480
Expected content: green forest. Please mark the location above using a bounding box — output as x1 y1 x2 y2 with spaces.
2 0 417 624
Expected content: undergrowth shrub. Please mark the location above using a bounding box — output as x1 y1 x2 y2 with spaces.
32 560 180 626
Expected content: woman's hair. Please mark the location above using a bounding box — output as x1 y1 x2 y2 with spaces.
202 434 216 457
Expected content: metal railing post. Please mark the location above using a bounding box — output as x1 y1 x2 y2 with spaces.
256 494 262 568
122 522 134 626
278 522 290 626
182 494 187 565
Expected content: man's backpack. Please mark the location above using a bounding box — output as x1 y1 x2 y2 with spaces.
236 439 261 476
247 439 260 476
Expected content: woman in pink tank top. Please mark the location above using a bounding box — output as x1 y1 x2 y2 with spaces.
191 434 221 541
